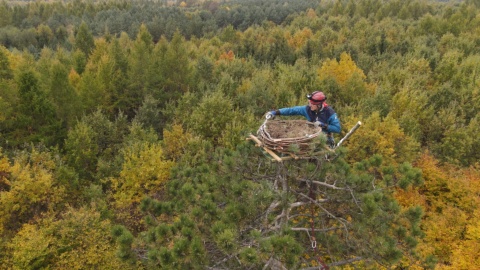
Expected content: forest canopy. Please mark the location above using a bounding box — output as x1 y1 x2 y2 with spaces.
0 0 479 269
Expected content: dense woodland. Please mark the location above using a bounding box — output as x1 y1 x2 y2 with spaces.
0 0 479 269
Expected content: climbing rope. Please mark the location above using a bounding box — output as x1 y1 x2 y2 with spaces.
309 183 329 270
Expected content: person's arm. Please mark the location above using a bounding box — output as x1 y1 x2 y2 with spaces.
326 113 341 133
278 106 309 119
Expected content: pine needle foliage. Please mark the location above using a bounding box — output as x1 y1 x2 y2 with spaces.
113 140 425 269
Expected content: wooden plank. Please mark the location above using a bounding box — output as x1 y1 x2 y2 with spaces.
247 134 263 147
289 153 299 160
277 156 293 161
263 147 283 162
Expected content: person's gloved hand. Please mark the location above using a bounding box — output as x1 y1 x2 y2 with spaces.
314 121 328 130
265 111 276 120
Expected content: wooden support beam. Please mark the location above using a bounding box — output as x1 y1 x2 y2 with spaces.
247 134 263 147
247 133 338 162
289 153 299 160
264 147 283 162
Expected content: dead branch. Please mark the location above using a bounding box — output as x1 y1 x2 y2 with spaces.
297 178 347 190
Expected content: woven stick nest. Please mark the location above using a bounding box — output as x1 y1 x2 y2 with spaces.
257 120 324 156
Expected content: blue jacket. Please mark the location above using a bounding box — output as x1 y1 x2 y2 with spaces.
277 105 341 134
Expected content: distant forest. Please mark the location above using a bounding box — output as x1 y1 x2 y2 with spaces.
0 0 479 269
0 0 319 53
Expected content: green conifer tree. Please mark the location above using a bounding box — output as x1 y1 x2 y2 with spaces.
74 21 95 57
114 140 424 269
124 24 154 118
8 70 62 147
48 60 81 128
0 46 13 80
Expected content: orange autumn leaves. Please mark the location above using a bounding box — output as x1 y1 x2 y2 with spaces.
395 152 480 269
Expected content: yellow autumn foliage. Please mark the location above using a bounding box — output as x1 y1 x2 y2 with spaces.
343 112 420 165
68 68 80 88
318 52 366 87
163 123 194 161
111 142 174 209
7 206 133 270
286 28 313 50
306 8 316 19
395 153 480 269
450 208 480 269
108 142 174 231
317 52 376 105
0 153 11 191
8 223 54 269
0 149 65 236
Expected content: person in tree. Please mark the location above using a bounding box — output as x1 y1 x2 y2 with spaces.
265 91 341 147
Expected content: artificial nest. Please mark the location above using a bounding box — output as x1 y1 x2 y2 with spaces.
256 120 325 157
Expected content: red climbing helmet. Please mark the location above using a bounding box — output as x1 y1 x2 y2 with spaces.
307 91 326 105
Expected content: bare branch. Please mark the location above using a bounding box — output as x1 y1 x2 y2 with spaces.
290 227 339 232
264 200 281 225
262 257 272 270
296 192 349 233
348 187 362 210
263 257 288 270
289 201 308 208
297 178 347 190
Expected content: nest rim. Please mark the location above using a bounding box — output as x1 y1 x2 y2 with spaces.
259 119 323 141
256 119 325 156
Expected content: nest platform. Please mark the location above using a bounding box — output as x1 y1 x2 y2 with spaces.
248 120 332 162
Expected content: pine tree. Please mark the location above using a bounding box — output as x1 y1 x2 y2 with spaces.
74 22 95 57
159 30 193 101
115 140 424 269
0 46 13 80
48 60 81 128
0 46 14 130
124 24 154 118
8 70 63 147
